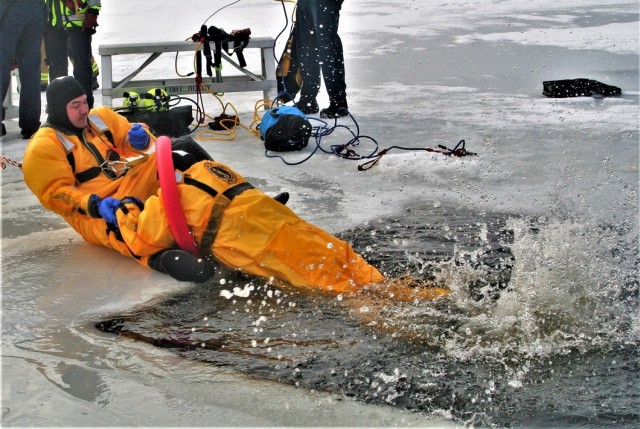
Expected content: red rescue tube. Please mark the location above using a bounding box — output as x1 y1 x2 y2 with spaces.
156 136 202 257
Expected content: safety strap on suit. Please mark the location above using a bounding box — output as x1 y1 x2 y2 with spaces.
54 114 122 183
181 176 254 260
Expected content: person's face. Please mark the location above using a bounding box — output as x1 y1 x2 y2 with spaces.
66 94 89 128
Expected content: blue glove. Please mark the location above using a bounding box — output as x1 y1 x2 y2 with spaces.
98 197 122 226
128 123 150 150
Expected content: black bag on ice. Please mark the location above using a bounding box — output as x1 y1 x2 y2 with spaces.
542 79 621 98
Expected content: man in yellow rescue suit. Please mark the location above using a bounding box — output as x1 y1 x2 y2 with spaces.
23 77 446 300
115 157 385 295
22 76 218 282
22 76 162 264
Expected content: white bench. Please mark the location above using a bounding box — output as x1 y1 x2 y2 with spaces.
98 37 277 107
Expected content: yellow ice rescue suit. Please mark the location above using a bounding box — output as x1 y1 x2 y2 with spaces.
116 160 385 294
23 106 160 262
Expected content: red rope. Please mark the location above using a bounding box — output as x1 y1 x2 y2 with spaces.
357 148 389 171
357 141 475 171
0 156 22 170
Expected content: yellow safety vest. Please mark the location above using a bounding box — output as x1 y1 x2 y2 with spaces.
46 0 101 28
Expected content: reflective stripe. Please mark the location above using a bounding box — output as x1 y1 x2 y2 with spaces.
88 113 109 133
48 0 102 28
56 132 76 152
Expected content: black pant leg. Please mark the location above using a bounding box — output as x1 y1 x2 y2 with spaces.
44 25 68 81
66 27 94 108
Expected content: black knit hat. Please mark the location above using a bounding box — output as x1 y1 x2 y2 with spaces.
46 76 86 131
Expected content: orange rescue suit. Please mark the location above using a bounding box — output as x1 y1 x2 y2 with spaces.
22 106 160 261
116 160 385 294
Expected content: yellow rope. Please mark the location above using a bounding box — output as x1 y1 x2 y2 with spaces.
174 37 199 78
194 85 283 142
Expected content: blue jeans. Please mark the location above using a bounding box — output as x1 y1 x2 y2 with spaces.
295 0 347 106
0 0 45 132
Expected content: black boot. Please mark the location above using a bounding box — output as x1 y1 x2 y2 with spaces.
273 192 289 205
295 96 319 114
320 103 349 119
148 249 215 283
320 91 348 118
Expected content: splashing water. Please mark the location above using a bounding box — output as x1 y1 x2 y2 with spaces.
96 203 639 427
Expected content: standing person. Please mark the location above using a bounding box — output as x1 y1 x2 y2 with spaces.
294 0 349 118
44 0 100 109
0 0 46 138
22 76 214 282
